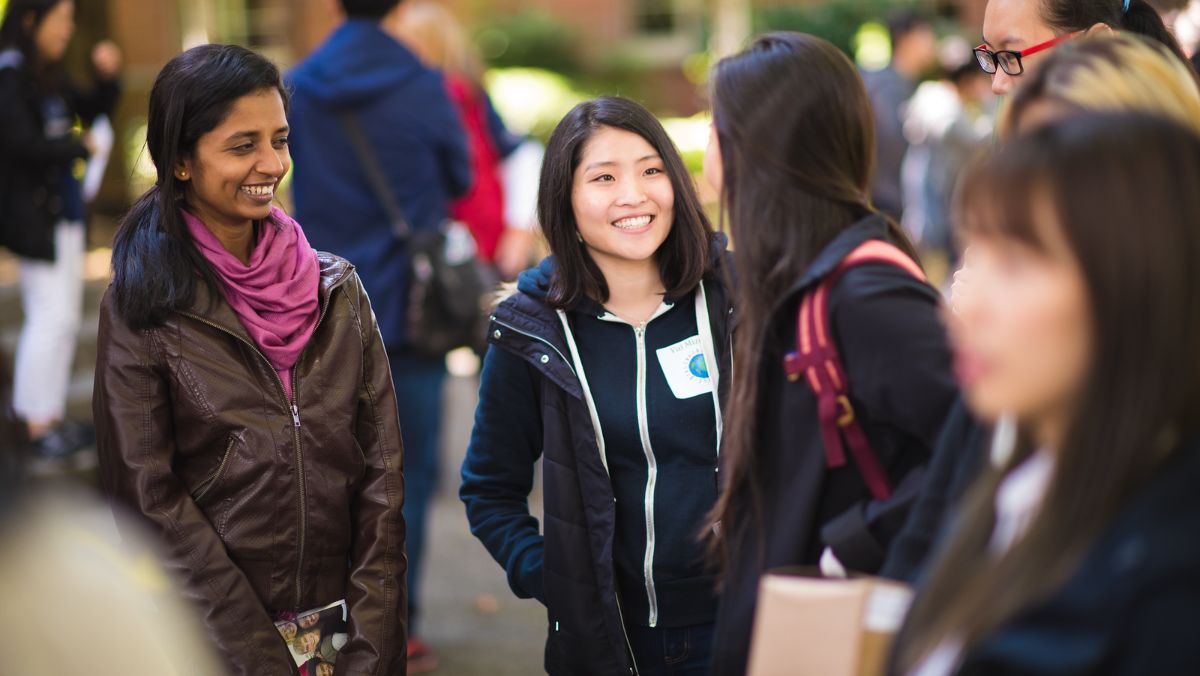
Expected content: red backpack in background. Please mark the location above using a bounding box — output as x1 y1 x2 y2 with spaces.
445 75 506 263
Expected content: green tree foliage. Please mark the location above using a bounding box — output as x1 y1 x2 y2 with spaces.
756 0 917 57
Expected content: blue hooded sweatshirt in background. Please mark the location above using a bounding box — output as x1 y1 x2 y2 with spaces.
287 19 471 350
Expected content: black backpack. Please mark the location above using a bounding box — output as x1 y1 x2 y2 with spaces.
338 110 492 357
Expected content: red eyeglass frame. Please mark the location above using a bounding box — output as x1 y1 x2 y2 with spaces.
974 33 1078 76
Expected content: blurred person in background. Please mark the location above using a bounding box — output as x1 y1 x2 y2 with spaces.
703 33 957 675
96 44 406 675
883 33 1200 585
287 3 471 667
462 96 733 676
0 0 120 463
975 0 1185 97
998 34 1200 135
397 0 542 282
901 58 995 286
863 10 938 219
893 111 1200 676
959 0 1191 312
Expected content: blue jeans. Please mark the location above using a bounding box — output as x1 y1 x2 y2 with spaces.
626 622 715 676
388 348 446 636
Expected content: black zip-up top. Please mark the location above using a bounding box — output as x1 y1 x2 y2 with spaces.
563 284 723 630
461 235 734 675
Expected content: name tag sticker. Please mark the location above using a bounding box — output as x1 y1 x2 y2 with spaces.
656 335 713 400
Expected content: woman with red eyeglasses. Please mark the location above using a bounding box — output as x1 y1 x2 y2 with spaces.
976 0 1185 96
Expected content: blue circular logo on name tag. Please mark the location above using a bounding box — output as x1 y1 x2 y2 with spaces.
689 354 709 379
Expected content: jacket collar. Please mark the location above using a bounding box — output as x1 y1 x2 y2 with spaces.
180 251 354 344
494 232 735 399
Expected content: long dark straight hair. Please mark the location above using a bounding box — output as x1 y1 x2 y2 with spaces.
703 32 917 570
895 113 1200 670
537 96 713 308
110 44 288 329
0 0 69 93
1040 0 1188 64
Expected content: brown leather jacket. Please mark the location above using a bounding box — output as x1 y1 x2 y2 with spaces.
94 253 407 675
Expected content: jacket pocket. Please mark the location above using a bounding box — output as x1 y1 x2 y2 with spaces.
191 433 239 503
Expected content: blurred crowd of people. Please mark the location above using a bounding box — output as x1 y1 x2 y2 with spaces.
4 0 1200 675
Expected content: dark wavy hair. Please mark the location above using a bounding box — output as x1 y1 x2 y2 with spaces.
537 96 713 309
895 112 1200 671
110 44 288 329
703 32 919 571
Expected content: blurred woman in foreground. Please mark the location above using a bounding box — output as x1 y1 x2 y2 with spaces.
894 112 1200 675
884 34 1200 583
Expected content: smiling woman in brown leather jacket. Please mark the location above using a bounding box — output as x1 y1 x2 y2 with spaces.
93 44 406 676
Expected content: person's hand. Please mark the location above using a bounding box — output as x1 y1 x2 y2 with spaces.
495 228 534 281
819 547 848 579
91 41 122 80
82 130 97 157
949 247 975 317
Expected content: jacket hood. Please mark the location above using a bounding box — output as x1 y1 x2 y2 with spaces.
514 231 732 306
516 255 556 302
288 20 427 107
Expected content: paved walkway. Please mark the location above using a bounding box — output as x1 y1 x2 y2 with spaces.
417 374 546 674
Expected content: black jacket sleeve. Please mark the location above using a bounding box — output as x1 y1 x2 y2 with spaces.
460 345 546 603
820 264 959 573
0 68 87 166
880 397 990 583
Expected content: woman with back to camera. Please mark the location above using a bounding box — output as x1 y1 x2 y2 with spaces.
702 32 958 675
94 44 405 675
893 112 1200 675
0 0 120 460
461 96 734 675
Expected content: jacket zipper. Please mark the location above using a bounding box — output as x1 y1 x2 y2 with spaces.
632 324 660 628
289 363 305 608
555 310 640 674
286 288 342 609
598 309 671 629
178 277 344 610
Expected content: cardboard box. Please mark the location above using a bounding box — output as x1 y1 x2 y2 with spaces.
746 568 914 676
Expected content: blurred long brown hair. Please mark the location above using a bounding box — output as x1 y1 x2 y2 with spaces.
397 0 486 85
895 113 1200 670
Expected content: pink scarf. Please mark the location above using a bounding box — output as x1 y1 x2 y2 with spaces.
183 206 320 400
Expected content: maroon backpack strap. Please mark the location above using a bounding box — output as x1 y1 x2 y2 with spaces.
783 240 927 502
